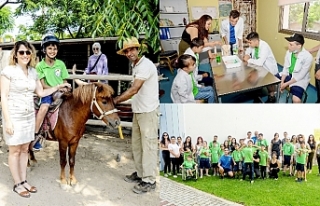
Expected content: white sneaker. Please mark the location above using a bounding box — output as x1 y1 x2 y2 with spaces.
275 178 278 181
173 175 177 178
200 176 203 178
164 174 168 177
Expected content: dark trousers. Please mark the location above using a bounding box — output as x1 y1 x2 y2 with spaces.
243 163 254 181
315 63 320 102
198 71 214 87
260 166 267 179
317 155 320 173
254 167 261 178
162 151 171 174
230 43 235 55
171 157 179 175
307 152 315 170
270 168 280 178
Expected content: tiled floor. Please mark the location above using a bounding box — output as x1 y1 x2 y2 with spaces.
160 177 243 206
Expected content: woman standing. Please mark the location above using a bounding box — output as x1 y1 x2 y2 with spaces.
1 41 70 198
84 42 109 83
270 133 282 159
195 136 204 166
178 15 221 57
307 134 316 173
160 132 171 177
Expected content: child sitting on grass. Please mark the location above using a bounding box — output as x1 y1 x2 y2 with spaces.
181 155 197 176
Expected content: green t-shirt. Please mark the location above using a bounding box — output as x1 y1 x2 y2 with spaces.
257 139 268 147
219 149 224 157
200 148 210 158
296 149 308 164
210 146 220 163
289 53 297 74
242 147 257 163
283 143 294 156
259 150 269 166
190 72 199 96
183 151 192 160
36 59 69 87
209 141 220 150
232 150 242 162
182 160 196 169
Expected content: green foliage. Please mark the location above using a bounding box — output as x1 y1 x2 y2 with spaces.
15 0 159 53
0 6 14 35
163 168 320 206
307 1 320 29
15 24 42 41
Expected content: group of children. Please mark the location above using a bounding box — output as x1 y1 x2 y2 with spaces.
161 132 320 184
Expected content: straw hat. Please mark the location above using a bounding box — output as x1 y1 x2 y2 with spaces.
117 37 141 55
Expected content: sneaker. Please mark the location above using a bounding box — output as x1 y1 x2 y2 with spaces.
265 95 276 103
250 180 254 184
167 173 172 176
164 174 168 177
239 179 243 181
32 141 42 151
200 175 203 178
177 173 182 176
275 178 278 181
124 172 142 183
132 181 156 194
205 174 211 177
173 175 177 178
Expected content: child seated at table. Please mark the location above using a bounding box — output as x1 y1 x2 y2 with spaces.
184 38 214 87
171 54 215 103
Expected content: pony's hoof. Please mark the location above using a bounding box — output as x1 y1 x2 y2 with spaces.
69 179 77 186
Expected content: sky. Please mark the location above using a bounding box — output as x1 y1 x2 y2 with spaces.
6 3 32 36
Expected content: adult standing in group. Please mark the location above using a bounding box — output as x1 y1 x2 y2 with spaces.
84 42 109 83
114 37 159 194
1 41 70 198
220 10 244 55
178 14 221 57
307 43 320 103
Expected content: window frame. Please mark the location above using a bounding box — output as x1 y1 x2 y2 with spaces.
278 1 320 41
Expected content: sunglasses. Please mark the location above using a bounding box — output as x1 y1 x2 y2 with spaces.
93 48 99 51
18 50 31 55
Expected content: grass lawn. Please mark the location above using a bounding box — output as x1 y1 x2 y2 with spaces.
162 168 320 206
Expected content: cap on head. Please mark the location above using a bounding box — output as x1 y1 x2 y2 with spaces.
41 33 60 49
285 33 304 45
117 37 141 55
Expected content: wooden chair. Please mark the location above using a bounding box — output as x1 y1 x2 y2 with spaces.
159 44 178 74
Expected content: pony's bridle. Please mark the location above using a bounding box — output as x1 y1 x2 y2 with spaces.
90 86 119 120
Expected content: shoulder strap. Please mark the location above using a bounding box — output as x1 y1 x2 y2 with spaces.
89 54 102 73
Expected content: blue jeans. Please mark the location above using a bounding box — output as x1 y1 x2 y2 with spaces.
194 86 215 103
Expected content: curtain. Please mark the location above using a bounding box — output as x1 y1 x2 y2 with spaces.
278 0 316 6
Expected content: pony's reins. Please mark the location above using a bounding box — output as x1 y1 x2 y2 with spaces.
90 86 120 119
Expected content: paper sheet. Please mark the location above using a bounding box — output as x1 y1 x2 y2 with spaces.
191 7 218 19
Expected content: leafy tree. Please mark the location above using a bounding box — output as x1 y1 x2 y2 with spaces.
0 6 14 36
15 24 42 41
15 0 159 53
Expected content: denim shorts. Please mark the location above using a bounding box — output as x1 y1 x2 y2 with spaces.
199 158 210 169
40 95 53 104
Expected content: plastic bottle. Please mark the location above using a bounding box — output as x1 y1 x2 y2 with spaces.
233 44 238 55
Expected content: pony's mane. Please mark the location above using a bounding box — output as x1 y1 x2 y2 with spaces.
72 83 114 104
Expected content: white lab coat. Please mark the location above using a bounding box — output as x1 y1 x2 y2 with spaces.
282 48 313 90
184 48 202 85
245 39 279 75
220 17 244 47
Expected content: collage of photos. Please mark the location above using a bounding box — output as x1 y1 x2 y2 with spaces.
0 0 319 206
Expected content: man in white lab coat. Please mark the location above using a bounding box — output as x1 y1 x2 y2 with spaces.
220 10 244 55
243 32 279 103
276 33 313 103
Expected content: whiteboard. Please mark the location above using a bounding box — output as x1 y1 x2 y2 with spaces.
160 104 320 145
191 6 218 20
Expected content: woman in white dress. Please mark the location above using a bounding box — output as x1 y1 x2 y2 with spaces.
1 41 70 198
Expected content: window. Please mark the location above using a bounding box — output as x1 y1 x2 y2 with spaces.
279 0 320 40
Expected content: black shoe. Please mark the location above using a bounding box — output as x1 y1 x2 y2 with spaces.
265 95 276 103
124 172 142 183
132 181 156 194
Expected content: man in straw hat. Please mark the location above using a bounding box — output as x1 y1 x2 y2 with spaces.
114 37 159 194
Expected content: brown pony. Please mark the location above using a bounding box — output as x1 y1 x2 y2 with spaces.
29 82 120 186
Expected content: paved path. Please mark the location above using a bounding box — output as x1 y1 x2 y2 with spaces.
160 177 243 206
